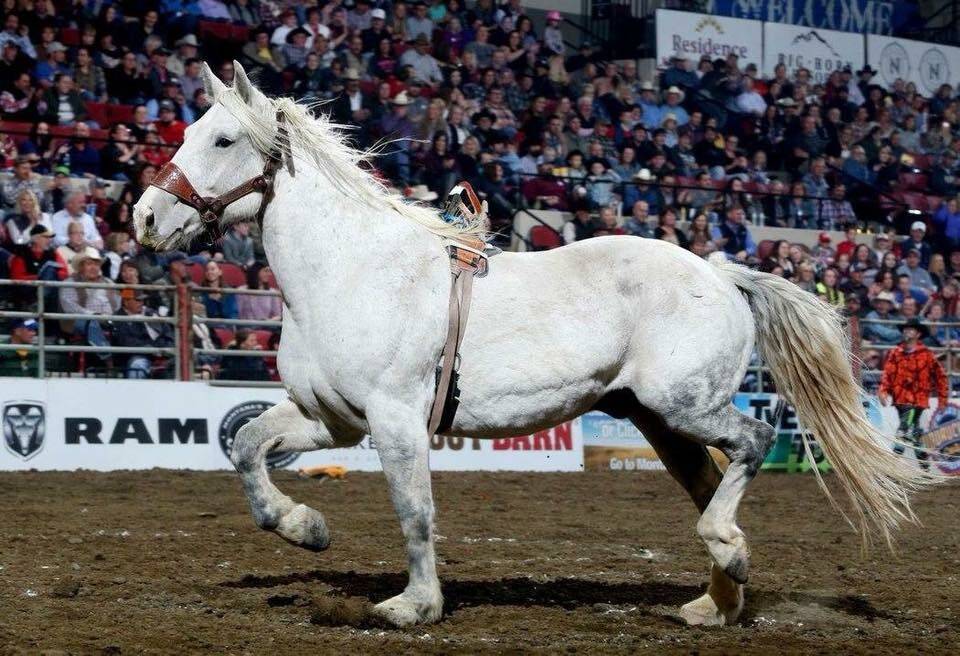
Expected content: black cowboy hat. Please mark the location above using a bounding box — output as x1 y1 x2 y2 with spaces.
286 27 310 44
899 317 929 337
857 65 877 76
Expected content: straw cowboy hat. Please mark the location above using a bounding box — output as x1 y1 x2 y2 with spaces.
664 85 685 102
391 91 412 105
71 247 103 271
343 68 361 81
634 168 654 182
408 185 438 201
175 34 199 47
660 112 678 127
873 290 898 307
639 80 655 92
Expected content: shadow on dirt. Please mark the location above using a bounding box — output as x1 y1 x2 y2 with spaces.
220 569 891 622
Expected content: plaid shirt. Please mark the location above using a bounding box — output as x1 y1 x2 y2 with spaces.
818 198 857 230
505 84 532 115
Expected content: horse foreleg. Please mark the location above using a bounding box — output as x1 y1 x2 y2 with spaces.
230 398 341 551
368 406 443 627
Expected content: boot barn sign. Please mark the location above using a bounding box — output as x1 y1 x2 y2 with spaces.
704 0 895 36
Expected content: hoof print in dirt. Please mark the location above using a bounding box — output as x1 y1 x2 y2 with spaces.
309 596 381 628
51 580 81 598
266 593 310 608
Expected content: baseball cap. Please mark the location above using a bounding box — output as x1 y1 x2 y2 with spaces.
818 231 831 243
911 220 927 232
159 99 176 111
54 165 70 176
371 8 386 19
14 318 38 331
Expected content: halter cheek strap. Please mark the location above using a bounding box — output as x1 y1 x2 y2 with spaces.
149 110 290 242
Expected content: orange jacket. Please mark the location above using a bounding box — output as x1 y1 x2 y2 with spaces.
879 342 949 408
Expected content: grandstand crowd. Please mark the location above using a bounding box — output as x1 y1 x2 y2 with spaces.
2 0 960 382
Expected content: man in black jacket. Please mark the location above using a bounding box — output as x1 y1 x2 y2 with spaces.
112 289 173 379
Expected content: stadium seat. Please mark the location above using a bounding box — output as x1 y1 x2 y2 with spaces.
84 102 110 127
107 104 136 124
198 20 235 42
529 225 563 250
213 327 235 348
188 263 204 284
219 262 246 288
59 27 80 46
252 329 273 350
899 171 929 192
900 192 930 214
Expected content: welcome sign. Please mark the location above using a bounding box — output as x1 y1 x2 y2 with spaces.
705 0 895 36
655 9 763 71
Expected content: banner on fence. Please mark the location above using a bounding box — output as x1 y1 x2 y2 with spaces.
704 0 895 36
655 9 763 71
0 379 584 472
866 34 960 95
762 22 865 83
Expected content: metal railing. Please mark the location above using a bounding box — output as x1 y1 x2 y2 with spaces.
0 278 283 384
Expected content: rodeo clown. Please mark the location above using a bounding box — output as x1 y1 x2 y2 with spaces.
878 317 949 470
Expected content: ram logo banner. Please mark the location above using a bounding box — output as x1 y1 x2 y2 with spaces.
3 401 45 460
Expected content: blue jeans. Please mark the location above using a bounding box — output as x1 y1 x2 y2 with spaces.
74 319 109 348
126 356 151 379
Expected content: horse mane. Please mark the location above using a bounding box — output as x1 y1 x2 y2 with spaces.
215 88 487 240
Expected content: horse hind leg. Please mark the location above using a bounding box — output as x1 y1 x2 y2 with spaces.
630 406 741 626
230 399 345 551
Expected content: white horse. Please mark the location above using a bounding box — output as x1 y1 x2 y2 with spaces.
134 62 935 628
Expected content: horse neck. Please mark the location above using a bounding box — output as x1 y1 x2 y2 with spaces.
258 158 437 307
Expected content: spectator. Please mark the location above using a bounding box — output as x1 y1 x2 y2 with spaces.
0 318 38 376
405 2 435 42
399 34 443 87
112 289 173 378
930 150 958 197
654 206 688 248
816 267 845 306
56 222 95 273
221 223 255 269
5 189 51 245
51 193 102 249
863 291 903 344
379 92 416 185
819 184 857 231
199 260 238 321
594 206 625 236
58 251 119 351
238 264 282 322
9 224 66 283
934 197 960 252
624 200 652 238
220 329 270 381
42 74 87 125
65 123 101 177
897 249 936 293
562 204 596 243
2 156 50 211
901 221 932 269
712 205 756 261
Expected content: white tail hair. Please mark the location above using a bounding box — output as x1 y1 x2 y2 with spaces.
712 256 942 549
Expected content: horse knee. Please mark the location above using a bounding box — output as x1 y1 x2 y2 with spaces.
230 421 267 473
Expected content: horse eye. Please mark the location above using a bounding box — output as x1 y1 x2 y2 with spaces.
215 137 234 148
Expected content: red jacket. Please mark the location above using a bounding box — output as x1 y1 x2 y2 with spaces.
879 342 949 408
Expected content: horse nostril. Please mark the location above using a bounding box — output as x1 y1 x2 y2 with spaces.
145 212 155 229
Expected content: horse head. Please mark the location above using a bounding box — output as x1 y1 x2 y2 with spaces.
133 61 278 250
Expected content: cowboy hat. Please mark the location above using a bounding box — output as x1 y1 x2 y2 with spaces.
72 247 103 270
634 168 654 182
873 290 897 306
639 80 655 92
391 91 412 105
664 85 685 101
371 8 386 19
776 97 798 108
408 185 438 202
660 112 678 126
286 27 310 44
899 317 929 337
175 34 199 47
857 65 878 76
343 68 361 81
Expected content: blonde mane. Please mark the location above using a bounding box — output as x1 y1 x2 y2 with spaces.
215 88 487 239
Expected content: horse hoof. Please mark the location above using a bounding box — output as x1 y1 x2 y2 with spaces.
701 532 750 584
679 589 742 626
276 504 331 551
373 591 443 627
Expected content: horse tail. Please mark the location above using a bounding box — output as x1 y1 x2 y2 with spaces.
710 254 941 549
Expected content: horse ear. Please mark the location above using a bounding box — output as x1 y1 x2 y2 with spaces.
232 60 255 104
200 61 225 99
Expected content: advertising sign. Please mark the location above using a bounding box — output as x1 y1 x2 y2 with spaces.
655 9 763 71
867 34 960 95
762 22 865 84
0 379 583 472
705 0 895 36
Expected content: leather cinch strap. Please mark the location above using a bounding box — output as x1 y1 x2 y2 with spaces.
149 110 289 242
428 238 488 436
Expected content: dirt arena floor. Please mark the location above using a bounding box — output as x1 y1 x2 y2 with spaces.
0 470 957 655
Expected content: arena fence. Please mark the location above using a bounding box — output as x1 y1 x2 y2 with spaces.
0 279 280 383
0 278 882 390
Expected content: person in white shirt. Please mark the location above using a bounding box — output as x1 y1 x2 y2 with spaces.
735 77 767 116
398 34 443 86
51 192 102 249
270 10 299 47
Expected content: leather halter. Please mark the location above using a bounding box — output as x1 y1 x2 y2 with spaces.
149 110 291 242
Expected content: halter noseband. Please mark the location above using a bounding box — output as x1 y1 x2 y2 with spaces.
149 109 292 242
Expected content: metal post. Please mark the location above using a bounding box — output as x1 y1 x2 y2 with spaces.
176 282 193 381
37 282 45 378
